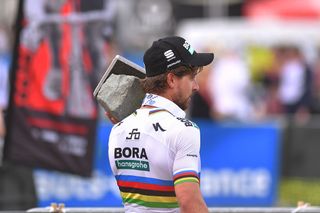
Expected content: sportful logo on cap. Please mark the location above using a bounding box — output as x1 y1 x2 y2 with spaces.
164 50 176 62
164 49 181 68
183 41 195 55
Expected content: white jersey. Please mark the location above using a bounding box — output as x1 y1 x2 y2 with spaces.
108 93 201 213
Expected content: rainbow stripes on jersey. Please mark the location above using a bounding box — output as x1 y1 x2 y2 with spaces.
173 170 200 186
148 108 170 115
115 175 179 208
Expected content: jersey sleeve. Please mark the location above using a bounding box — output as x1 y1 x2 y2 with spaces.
172 126 201 186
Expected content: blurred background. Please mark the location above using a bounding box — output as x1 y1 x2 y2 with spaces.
1 0 320 210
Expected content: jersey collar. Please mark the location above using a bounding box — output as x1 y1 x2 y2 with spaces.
142 93 186 118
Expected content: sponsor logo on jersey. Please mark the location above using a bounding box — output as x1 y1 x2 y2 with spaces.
126 128 140 140
144 94 157 106
115 147 148 159
176 117 198 128
114 147 150 171
153 122 166 132
116 160 150 171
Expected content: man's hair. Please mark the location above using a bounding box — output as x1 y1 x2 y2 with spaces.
140 66 202 94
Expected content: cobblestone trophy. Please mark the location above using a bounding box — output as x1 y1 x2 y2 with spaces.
93 55 146 122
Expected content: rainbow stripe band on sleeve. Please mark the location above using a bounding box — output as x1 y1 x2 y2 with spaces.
173 170 200 186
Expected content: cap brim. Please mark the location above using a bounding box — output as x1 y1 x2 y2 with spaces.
189 53 214 67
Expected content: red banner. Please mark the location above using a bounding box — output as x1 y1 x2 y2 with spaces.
4 0 115 176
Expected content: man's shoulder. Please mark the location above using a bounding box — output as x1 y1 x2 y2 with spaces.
149 109 199 128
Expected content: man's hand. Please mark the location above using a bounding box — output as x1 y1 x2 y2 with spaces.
105 111 119 124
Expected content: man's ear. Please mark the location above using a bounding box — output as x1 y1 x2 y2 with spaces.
167 73 176 89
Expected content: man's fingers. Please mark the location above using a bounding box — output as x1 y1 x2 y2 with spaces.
105 111 119 124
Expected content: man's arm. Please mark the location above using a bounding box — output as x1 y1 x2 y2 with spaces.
172 124 207 212
0 110 5 137
175 182 208 213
